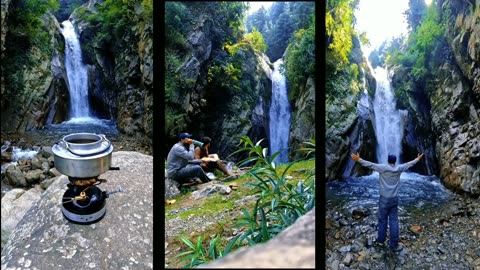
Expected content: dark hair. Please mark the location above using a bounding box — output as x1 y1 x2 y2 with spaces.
200 136 211 145
388 154 397 164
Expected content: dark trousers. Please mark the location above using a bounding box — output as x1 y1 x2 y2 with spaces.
201 160 230 175
377 196 399 248
172 165 211 184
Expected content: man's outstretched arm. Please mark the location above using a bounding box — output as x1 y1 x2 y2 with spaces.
351 153 383 172
398 153 424 172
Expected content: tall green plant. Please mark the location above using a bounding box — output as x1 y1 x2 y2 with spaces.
175 136 315 267
227 136 315 247
174 234 241 268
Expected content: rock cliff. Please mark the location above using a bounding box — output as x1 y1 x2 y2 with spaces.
165 7 272 159
1 8 69 131
390 1 480 195
326 36 377 181
72 0 153 148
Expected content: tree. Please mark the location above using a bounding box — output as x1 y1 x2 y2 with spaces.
244 28 267 53
246 6 269 34
326 0 357 69
405 0 427 32
285 15 315 100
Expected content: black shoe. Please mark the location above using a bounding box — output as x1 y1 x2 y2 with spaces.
390 244 403 252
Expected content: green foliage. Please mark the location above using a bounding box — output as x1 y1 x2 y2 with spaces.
78 0 151 48
175 136 315 267
226 136 315 246
386 4 445 81
2 0 59 102
246 2 315 62
174 234 241 268
285 15 315 101
165 2 189 49
8 0 59 51
54 0 84 21
244 28 267 53
326 0 356 69
405 0 427 31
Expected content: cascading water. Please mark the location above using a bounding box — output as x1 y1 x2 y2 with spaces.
61 20 91 119
372 67 406 164
269 59 291 164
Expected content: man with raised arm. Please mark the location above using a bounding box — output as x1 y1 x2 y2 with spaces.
351 152 424 252
167 132 211 185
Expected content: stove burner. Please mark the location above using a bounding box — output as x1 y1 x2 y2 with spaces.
53 133 121 225
62 182 107 224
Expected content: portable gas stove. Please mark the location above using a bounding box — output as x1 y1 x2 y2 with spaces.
52 133 123 224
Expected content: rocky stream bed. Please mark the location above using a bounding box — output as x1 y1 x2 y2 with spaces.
326 173 480 270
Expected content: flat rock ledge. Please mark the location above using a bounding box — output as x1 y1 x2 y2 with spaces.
1 151 153 270
198 207 316 268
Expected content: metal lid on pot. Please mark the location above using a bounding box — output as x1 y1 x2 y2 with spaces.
52 133 113 159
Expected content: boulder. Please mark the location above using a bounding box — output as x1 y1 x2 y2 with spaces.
5 165 27 187
25 169 43 183
31 157 42 170
1 187 42 247
49 167 62 177
41 162 50 173
40 177 58 190
1 151 153 269
165 177 180 200
1 151 12 162
191 183 232 200
198 208 315 268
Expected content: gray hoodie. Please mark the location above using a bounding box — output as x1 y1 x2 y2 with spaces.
167 142 195 179
358 158 420 198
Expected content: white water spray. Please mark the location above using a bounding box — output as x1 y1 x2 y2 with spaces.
61 20 91 119
372 67 406 164
269 59 291 163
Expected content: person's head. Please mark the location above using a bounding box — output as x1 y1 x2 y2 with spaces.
200 136 211 148
179 132 192 144
388 154 397 164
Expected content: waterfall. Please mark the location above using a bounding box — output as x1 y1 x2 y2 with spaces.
61 20 91 119
269 59 291 164
372 67 405 164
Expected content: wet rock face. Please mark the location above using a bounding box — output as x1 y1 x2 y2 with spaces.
1 151 153 269
290 76 315 160
428 2 480 196
1 0 12 58
1 13 69 131
389 2 480 196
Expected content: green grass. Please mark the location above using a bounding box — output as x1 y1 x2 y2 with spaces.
164 159 315 268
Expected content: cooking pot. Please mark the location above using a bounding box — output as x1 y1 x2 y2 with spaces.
52 133 113 178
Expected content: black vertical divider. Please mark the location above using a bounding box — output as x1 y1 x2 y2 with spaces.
153 0 166 269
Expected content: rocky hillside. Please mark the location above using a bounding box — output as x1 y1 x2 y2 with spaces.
165 3 272 159
326 34 377 181
390 0 479 195
1 0 69 131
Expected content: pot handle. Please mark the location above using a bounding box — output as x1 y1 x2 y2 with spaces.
65 134 111 156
